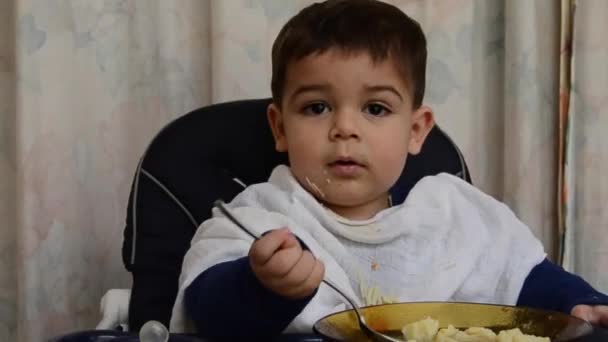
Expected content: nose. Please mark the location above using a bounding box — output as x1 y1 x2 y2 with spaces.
329 109 360 141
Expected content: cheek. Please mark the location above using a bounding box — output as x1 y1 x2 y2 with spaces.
284 122 325 157
377 150 408 182
284 131 324 173
284 118 321 143
371 130 409 179
288 143 323 173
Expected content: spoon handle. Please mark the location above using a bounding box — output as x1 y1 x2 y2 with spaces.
214 201 361 308
215 200 315 248
214 200 259 240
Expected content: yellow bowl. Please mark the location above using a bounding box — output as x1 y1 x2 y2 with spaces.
313 302 593 341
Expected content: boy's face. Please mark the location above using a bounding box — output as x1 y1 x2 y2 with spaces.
268 49 434 220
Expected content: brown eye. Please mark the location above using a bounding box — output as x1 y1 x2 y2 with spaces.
303 102 330 116
364 103 390 116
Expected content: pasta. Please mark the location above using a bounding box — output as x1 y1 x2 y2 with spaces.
401 318 550 342
359 284 398 306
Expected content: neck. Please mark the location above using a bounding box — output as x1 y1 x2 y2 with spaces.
324 194 390 221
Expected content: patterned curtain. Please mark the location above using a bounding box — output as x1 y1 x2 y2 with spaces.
1 1 607 341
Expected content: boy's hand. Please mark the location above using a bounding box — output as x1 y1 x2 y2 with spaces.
249 228 325 300
571 304 608 327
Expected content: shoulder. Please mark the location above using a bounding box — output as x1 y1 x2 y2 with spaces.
193 204 293 244
409 173 508 211
405 173 478 207
195 166 304 240
412 173 478 195
229 165 299 206
406 173 538 239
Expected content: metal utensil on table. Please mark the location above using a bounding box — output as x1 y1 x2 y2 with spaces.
214 200 403 342
139 320 169 342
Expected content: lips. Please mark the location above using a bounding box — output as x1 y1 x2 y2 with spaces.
327 157 366 177
329 159 361 166
329 156 365 166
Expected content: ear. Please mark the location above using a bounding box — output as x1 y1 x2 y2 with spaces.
267 103 288 152
408 105 435 155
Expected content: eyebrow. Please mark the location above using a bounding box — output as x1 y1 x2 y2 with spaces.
363 85 404 102
288 83 404 102
289 83 332 99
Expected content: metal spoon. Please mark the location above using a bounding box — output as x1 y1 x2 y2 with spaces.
214 200 403 342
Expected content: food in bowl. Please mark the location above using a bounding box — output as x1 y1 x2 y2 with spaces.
401 317 550 342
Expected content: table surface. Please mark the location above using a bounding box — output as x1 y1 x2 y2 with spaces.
50 328 608 342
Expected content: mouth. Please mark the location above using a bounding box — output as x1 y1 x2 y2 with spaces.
326 157 366 177
328 157 366 168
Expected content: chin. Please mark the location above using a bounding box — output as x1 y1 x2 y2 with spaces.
323 194 377 208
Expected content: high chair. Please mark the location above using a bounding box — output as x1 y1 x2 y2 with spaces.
99 98 471 332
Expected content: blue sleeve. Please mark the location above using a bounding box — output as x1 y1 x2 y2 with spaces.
184 256 315 340
517 258 608 313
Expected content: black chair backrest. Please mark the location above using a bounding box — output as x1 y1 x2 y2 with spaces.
121 98 471 330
